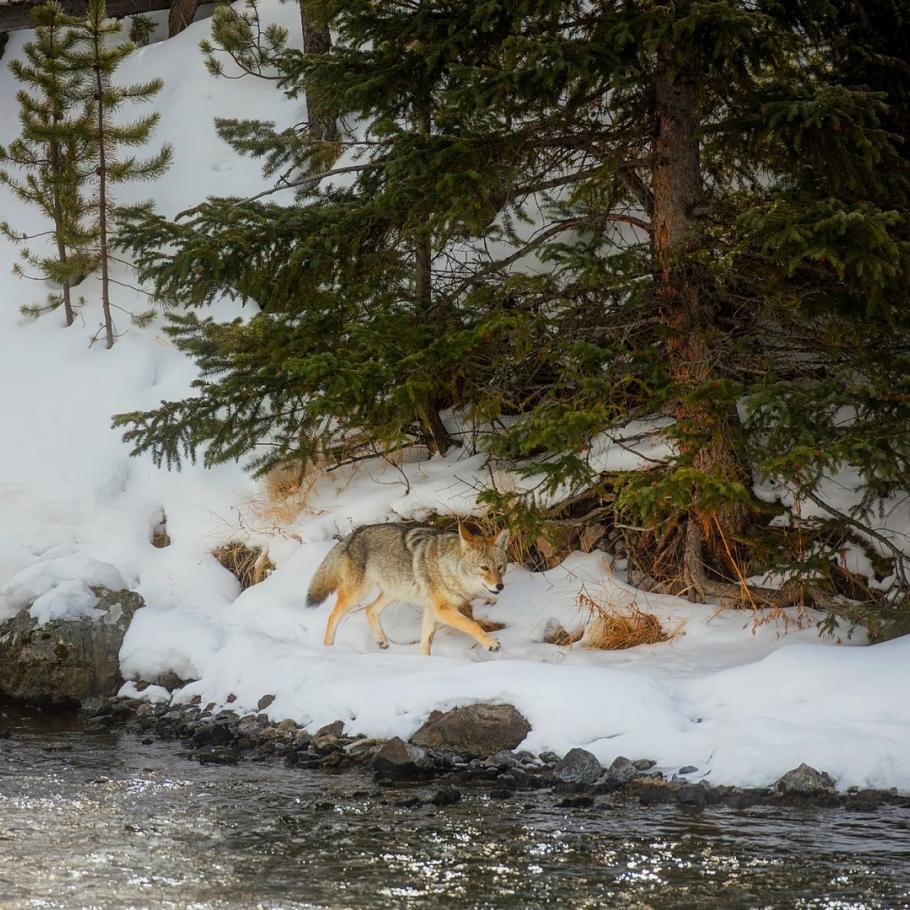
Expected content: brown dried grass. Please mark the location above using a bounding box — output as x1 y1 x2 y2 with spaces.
214 542 274 590
260 458 327 524
577 586 680 650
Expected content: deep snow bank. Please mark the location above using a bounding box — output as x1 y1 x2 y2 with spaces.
1 0 908 792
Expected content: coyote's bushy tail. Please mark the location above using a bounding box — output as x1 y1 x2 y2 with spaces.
306 542 345 607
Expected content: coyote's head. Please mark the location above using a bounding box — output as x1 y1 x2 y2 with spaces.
457 525 510 595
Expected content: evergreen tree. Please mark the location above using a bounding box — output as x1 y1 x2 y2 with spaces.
115 1 910 632
0 1 96 326
69 0 172 348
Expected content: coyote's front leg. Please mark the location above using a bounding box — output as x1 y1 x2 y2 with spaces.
431 599 501 652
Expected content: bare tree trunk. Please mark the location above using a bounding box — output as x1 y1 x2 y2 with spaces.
47 119 74 326
298 0 337 141
92 32 114 349
651 51 747 599
167 0 198 37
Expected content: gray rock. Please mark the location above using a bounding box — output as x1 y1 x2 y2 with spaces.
773 763 836 795
607 756 638 784
554 748 603 785
257 693 276 711
633 759 656 771
678 765 698 775
372 737 434 777
0 587 143 705
316 720 345 738
410 704 531 756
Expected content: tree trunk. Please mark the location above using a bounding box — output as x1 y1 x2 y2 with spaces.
298 0 337 141
167 0 199 37
651 51 748 599
92 32 114 349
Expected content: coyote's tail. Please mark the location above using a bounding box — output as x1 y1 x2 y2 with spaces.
306 542 345 607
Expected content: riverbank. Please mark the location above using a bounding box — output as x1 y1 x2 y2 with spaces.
43 694 905 813
5 707 910 910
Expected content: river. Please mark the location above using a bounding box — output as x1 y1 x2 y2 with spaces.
1 705 909 909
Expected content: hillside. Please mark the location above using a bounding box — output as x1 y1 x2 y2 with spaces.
1 0 909 792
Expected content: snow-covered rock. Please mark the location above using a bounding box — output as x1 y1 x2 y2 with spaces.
0 586 143 704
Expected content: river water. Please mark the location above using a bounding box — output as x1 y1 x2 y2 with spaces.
2 707 909 910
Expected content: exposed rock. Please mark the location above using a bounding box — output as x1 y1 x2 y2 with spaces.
411 704 531 756
149 671 194 692
553 748 603 785
606 756 637 784
257 694 276 711
0 587 143 705
372 737 434 778
557 795 595 809
430 785 462 806
773 763 836 795
678 765 698 775
633 759 656 771
316 720 345 738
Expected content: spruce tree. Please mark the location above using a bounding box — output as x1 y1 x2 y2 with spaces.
115 1 910 632
0 1 96 326
69 0 172 348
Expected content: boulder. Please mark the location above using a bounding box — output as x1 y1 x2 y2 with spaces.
554 748 603 785
606 755 638 784
372 737 435 777
773 763 836 795
410 704 531 756
0 587 142 705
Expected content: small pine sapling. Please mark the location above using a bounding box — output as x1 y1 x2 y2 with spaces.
0 1 97 326
69 0 172 348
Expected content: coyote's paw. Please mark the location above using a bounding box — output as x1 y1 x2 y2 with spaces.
487 639 501 653
377 640 389 650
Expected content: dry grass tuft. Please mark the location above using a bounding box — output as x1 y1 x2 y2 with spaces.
214 542 274 590
577 586 679 650
260 458 327 524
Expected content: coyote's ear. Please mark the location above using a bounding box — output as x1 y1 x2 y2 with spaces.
495 528 510 550
458 523 476 550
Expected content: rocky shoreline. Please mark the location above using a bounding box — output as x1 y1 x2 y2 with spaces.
61 695 910 813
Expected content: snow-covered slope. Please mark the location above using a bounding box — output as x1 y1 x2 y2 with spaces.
1 2 909 792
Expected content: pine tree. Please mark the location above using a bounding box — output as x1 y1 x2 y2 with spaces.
115 2 910 632
0 1 96 326
69 0 172 348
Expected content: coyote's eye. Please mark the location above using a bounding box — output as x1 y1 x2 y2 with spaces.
480 565 490 571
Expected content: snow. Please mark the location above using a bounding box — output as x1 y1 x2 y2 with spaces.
1 0 909 793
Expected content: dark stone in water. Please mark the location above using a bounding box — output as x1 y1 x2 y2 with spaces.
489 787 515 799
430 785 462 806
633 759 656 771
636 782 677 806
193 747 240 765
372 737 434 778
394 796 423 809
411 704 531 756
554 748 603 785
557 795 595 809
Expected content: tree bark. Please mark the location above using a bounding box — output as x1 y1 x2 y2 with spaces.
167 0 198 37
91 27 114 349
651 51 748 599
298 0 337 141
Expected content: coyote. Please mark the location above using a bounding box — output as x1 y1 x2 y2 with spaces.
306 523 510 655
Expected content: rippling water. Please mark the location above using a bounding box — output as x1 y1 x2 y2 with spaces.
2 707 909 909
